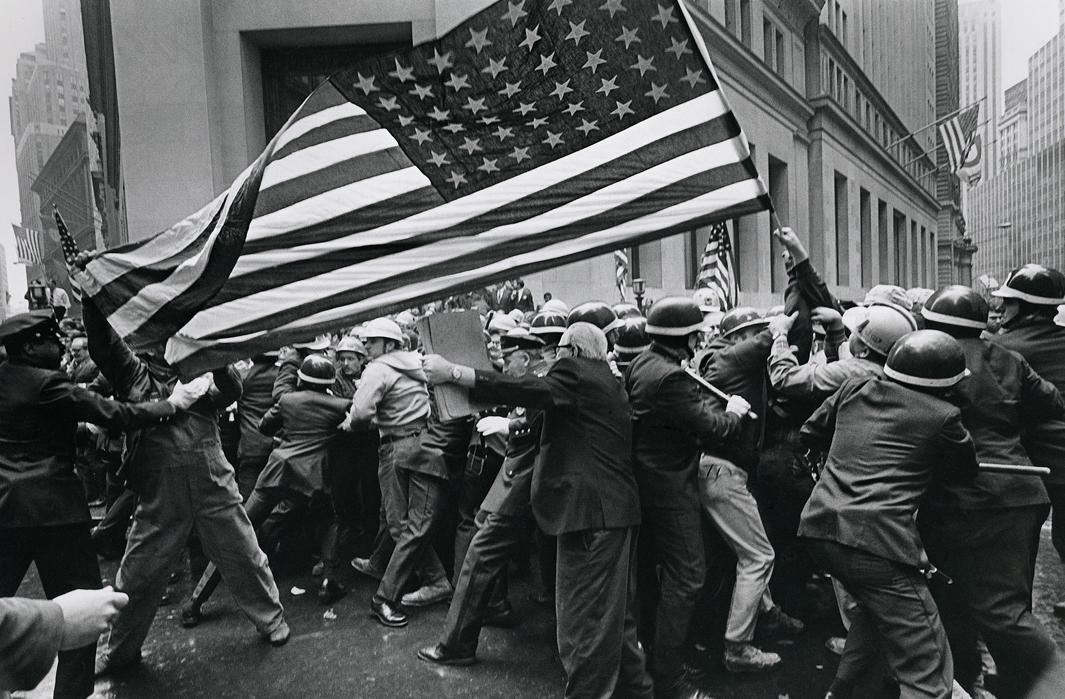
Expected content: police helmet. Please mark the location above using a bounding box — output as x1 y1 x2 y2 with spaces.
718 307 769 338
297 354 337 386
645 297 705 337
529 311 567 340
884 330 969 389
991 264 1065 305
567 301 618 331
921 286 989 330
612 302 642 320
614 318 651 367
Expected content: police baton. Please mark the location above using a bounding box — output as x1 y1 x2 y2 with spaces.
979 463 1050 477
684 369 759 420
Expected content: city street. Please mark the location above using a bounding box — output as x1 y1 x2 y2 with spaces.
13 523 1065 699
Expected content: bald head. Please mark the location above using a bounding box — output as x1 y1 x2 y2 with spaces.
560 322 608 361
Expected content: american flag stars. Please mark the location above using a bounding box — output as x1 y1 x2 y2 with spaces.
335 0 719 198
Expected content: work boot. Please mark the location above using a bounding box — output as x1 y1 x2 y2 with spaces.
824 636 846 656
318 578 347 605
350 556 384 581
371 595 408 627
265 620 290 647
417 643 477 667
759 605 804 638
400 579 454 608
723 642 781 673
180 600 202 628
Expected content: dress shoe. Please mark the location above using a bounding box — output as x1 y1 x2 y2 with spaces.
656 669 714 699
179 601 202 628
400 579 453 608
417 643 477 667
350 556 384 581
483 602 519 628
371 596 408 627
723 642 781 673
265 620 291 647
318 578 348 605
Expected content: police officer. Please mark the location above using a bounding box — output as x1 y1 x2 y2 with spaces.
918 285 1065 697
613 317 651 371
626 297 749 698
988 265 1065 616
0 311 204 698
800 330 978 699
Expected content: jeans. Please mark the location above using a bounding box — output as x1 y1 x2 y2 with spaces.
698 456 776 643
557 527 654 699
376 467 449 602
806 539 953 699
100 449 285 667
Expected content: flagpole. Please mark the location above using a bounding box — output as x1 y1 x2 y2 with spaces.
885 97 986 151
903 117 993 170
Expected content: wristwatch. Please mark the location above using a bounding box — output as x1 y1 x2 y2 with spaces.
449 365 463 382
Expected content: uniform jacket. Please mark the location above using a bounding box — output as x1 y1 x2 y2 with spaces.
767 334 883 403
479 406 545 517
924 338 1062 511
0 359 175 528
701 329 774 473
237 358 278 465
625 344 742 509
83 301 241 494
471 356 642 535
256 390 352 497
348 351 430 435
0 597 63 691
798 376 978 567
67 356 99 385
992 319 1065 484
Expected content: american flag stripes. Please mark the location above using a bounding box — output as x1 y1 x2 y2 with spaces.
12 224 43 265
614 249 629 301
53 207 83 304
696 222 737 310
938 104 980 173
76 0 769 375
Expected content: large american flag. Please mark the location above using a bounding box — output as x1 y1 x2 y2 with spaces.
696 221 736 310
938 103 979 173
76 0 769 374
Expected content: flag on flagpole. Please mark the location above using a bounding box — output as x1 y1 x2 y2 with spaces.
696 222 737 310
613 249 629 301
959 133 982 186
74 0 770 375
53 207 83 304
12 224 43 265
938 104 980 173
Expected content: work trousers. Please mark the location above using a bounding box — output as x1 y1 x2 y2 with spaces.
365 432 420 575
453 450 503 576
376 467 449 602
99 452 285 668
921 505 1065 698
0 524 102 699
637 504 705 686
558 526 654 699
440 511 523 654
807 539 953 699
698 456 776 643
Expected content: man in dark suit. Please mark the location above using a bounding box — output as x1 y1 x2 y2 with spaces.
423 322 653 699
0 311 203 698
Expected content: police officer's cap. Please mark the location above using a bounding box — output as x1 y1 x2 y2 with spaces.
500 327 544 354
992 264 1065 305
0 311 62 349
921 286 989 330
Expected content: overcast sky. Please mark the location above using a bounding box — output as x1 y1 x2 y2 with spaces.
0 0 1060 317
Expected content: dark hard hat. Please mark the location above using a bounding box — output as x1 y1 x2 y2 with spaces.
611 302 642 320
921 286 989 330
884 329 969 389
529 311 567 339
567 301 618 331
297 354 337 386
992 264 1065 305
645 297 704 337
0 310 62 347
500 327 545 354
718 306 768 338
614 317 651 358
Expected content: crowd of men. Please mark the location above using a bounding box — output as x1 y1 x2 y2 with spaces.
3 228 1065 699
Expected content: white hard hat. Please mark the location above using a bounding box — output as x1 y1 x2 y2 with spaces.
487 313 519 334
362 317 405 343
336 336 367 355
541 299 569 315
292 334 331 351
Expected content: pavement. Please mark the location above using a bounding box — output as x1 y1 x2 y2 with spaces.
12 521 1065 699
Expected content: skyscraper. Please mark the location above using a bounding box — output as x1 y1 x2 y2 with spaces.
959 0 1000 178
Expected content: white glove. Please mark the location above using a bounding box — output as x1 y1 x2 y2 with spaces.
725 394 751 417
167 374 212 410
53 586 129 650
476 416 511 437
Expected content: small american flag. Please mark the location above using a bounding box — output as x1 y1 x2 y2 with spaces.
938 104 979 173
613 248 629 301
696 222 736 310
77 0 768 374
53 206 83 304
12 224 43 265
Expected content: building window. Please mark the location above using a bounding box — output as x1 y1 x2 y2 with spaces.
775 28 785 76
739 0 752 47
860 188 872 287
878 200 890 283
724 0 737 37
893 211 906 285
768 155 789 292
834 172 850 285
763 20 775 68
